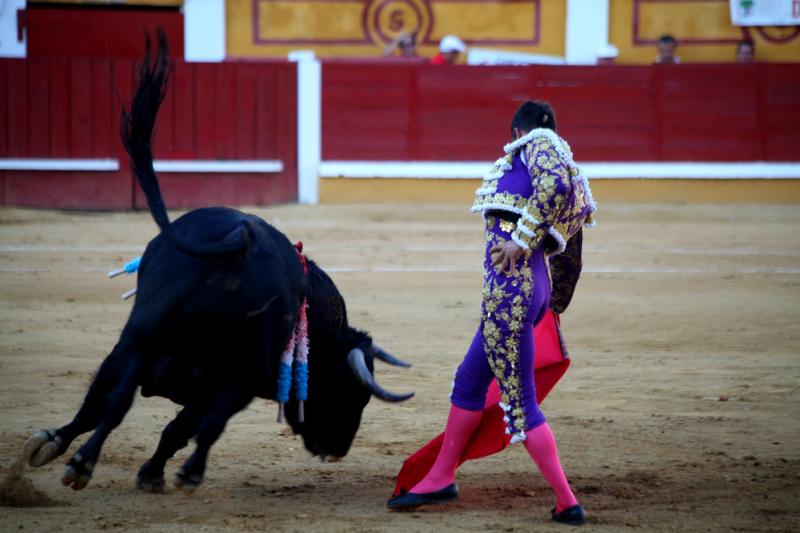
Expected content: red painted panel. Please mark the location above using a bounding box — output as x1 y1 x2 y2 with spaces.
152 63 176 158
763 64 800 161
26 6 183 60
656 64 759 161
145 173 296 210
569 127 656 162
322 63 417 160
193 64 216 159
0 62 8 157
324 85 414 108
274 63 297 186
172 62 196 159
234 64 257 159
132 61 298 209
7 60 29 157
48 60 70 158
112 59 136 206
27 61 50 157
4 171 132 210
324 63 663 161
328 109 413 156
2 57 297 209
323 62 800 162
69 59 94 157
214 63 237 159
90 60 113 157
660 128 759 161
255 66 278 159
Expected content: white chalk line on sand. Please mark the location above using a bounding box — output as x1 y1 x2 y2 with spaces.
1 244 800 258
331 266 800 274
1 266 799 274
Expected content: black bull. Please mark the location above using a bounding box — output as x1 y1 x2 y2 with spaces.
23 33 414 492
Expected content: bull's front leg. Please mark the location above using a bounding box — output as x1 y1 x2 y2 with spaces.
59 355 141 490
136 407 203 493
174 388 252 492
24 349 123 470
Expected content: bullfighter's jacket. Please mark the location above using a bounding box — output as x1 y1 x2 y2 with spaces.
471 128 596 255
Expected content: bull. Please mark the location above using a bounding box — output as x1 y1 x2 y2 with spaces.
22 32 413 493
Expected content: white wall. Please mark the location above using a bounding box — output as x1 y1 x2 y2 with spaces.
0 0 26 58
565 0 610 65
183 0 225 62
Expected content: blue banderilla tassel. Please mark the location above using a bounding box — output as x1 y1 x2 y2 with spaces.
276 362 292 404
293 361 308 401
108 256 141 278
124 256 141 273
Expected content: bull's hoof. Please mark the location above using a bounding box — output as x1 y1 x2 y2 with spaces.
174 468 203 493
62 453 94 491
136 475 166 493
136 461 166 493
24 430 63 468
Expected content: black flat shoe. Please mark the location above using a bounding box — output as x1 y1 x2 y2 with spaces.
386 483 459 511
551 504 586 526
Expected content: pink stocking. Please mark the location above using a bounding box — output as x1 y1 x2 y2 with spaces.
411 405 483 494
523 422 579 512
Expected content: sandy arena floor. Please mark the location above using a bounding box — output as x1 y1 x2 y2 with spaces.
0 202 798 532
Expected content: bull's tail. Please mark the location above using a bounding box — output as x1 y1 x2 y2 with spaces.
121 30 248 257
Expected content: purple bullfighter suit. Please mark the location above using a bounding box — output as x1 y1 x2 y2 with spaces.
450 128 596 444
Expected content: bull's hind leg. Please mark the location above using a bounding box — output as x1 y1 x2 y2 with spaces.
136 407 203 493
60 353 141 490
174 389 252 491
24 349 123 469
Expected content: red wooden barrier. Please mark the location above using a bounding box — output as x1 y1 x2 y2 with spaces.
2 59 797 209
134 61 298 210
322 63 800 163
763 64 800 161
0 59 297 209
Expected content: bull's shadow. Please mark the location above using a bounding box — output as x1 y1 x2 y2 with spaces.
22 31 413 493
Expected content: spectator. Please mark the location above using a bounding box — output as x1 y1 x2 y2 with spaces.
431 35 466 65
736 39 755 63
596 44 619 65
655 34 681 64
384 32 418 59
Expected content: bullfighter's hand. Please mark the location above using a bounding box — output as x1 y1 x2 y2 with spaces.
490 240 527 276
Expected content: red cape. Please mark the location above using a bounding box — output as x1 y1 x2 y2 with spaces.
392 309 569 496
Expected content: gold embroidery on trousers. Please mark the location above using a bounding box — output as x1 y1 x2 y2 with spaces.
481 221 535 441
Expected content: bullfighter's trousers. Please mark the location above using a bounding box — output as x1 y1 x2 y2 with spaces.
450 215 551 444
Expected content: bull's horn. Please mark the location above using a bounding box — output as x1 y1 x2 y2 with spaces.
372 344 412 368
347 348 414 402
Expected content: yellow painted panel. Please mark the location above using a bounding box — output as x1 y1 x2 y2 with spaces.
537 0 566 56
638 1 741 42
256 2 366 41
320 178 800 204
610 0 800 64
227 0 566 59
429 3 537 42
228 0 254 56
